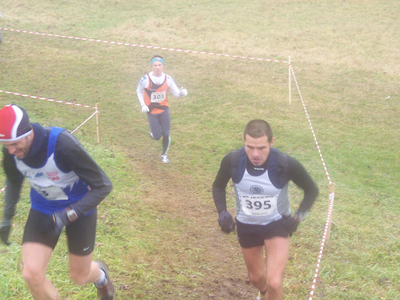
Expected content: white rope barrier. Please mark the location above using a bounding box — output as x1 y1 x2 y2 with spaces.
0 28 288 64
70 110 98 135
289 65 331 185
289 64 335 299
309 190 335 299
0 90 96 109
0 89 100 141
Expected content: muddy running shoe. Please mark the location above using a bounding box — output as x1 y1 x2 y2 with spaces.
95 261 116 300
161 154 169 163
256 291 266 300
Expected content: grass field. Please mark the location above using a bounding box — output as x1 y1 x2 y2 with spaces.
0 1 399 299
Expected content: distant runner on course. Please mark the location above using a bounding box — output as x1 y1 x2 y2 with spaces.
136 55 188 163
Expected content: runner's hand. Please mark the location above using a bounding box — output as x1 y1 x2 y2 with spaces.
179 87 188 97
141 105 149 113
0 225 11 245
47 211 70 238
218 210 235 233
283 215 300 235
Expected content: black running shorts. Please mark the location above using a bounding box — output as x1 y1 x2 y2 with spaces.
22 208 97 255
236 218 289 248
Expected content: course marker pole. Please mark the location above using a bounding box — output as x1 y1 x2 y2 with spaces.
289 56 291 104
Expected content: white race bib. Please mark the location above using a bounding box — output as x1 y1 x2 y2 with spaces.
30 183 69 201
240 194 277 216
150 91 167 103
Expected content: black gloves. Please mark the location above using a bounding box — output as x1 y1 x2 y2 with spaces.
0 225 11 245
218 210 235 233
283 213 301 235
46 211 70 238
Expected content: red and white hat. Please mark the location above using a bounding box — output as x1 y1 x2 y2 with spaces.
0 104 33 142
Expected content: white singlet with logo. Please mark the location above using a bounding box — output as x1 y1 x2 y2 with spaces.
234 169 283 225
14 153 81 201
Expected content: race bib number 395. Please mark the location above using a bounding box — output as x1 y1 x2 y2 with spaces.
150 91 167 103
240 194 277 216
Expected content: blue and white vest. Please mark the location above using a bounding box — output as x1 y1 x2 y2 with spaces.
14 127 90 215
232 147 291 225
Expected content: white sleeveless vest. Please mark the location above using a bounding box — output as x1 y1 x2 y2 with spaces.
234 169 290 225
14 127 89 215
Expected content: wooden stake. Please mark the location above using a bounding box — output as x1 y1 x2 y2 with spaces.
96 103 101 144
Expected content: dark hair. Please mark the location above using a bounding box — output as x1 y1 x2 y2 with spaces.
151 55 164 60
244 119 273 142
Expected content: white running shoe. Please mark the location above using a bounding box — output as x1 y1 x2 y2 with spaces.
161 154 169 163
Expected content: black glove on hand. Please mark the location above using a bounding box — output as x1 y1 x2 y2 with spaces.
218 210 235 233
46 211 70 238
0 225 11 245
283 215 300 235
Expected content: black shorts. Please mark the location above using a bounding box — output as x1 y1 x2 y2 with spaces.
236 218 289 248
23 208 97 255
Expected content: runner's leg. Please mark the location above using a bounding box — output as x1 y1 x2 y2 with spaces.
264 236 290 300
159 108 171 155
22 210 61 300
69 252 101 284
67 211 100 285
22 242 60 300
147 113 162 140
242 246 268 293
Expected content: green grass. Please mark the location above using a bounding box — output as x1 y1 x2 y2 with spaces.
1 0 400 299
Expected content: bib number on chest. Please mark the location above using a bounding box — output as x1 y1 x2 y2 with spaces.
240 194 277 216
150 91 167 103
31 183 69 201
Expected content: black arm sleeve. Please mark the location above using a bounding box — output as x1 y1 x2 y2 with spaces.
212 153 232 214
2 148 24 222
55 132 113 217
287 156 319 214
